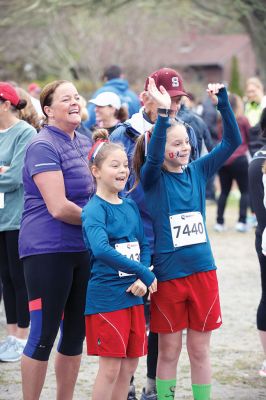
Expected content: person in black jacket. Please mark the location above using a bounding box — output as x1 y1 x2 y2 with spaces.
248 108 266 376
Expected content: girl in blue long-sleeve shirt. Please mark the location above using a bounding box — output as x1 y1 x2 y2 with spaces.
132 79 241 400
82 129 157 400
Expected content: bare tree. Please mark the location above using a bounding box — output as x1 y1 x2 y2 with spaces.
0 0 264 86
189 0 266 83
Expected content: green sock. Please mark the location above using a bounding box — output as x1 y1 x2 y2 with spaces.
192 384 211 400
156 377 176 399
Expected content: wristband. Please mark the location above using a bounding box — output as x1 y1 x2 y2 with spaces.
157 108 171 117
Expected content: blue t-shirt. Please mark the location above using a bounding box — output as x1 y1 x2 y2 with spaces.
141 88 242 281
82 195 155 314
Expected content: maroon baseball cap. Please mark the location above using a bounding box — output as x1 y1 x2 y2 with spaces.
144 68 189 98
0 82 20 106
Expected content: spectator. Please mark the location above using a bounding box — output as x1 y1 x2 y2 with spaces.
85 65 141 129
214 93 250 233
249 108 266 157
0 82 36 362
245 77 266 127
248 108 266 377
19 80 94 399
89 91 128 135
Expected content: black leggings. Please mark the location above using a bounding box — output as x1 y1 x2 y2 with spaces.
0 230 29 328
217 156 249 224
23 252 90 361
147 331 158 379
255 234 266 331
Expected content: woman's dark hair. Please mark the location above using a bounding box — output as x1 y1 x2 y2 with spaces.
115 105 128 123
0 97 27 112
16 99 27 110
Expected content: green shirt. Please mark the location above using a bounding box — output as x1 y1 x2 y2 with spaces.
0 120 36 231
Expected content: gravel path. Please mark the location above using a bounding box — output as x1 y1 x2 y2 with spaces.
0 202 265 399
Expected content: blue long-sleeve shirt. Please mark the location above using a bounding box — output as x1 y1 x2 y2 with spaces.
140 88 241 281
82 195 155 314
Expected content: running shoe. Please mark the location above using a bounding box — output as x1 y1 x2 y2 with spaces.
247 215 258 229
259 360 266 377
0 338 25 362
0 336 16 355
140 388 157 400
235 222 248 233
214 223 226 232
128 384 138 400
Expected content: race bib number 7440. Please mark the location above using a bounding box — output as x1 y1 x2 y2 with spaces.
169 212 207 248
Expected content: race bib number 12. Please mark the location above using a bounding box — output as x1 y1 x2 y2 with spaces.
169 212 207 248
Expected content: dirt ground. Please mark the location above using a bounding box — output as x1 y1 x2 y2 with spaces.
0 201 265 400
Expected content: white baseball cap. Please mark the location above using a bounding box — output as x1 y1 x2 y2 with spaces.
89 92 121 110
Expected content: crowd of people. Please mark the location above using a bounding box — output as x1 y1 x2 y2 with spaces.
0 65 265 400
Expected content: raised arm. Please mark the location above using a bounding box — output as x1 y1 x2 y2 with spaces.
196 84 242 178
140 78 172 190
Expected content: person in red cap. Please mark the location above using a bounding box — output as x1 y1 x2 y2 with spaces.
28 83 41 99
144 67 191 98
110 68 199 400
0 82 36 362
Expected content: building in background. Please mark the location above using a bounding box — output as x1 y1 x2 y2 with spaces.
171 34 257 93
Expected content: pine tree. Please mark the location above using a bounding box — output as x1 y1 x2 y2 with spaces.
229 56 243 96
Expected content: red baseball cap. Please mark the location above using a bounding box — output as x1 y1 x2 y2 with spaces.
144 68 189 98
0 82 20 107
28 82 41 93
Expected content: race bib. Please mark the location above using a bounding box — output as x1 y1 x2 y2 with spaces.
0 193 4 209
169 212 207 248
115 241 140 277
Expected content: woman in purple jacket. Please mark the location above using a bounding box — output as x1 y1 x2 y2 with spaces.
19 80 94 400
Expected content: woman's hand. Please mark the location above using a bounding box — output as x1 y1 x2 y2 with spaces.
148 277 157 294
147 77 171 109
206 83 225 105
126 279 147 297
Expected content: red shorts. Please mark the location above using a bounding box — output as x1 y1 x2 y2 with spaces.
85 305 147 358
150 270 222 333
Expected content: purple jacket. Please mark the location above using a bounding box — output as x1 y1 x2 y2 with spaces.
19 125 94 258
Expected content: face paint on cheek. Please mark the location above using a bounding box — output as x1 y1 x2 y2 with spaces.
168 151 180 159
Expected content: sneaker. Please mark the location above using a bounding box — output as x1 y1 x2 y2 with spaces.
0 336 16 355
259 360 266 377
0 338 25 362
235 222 248 233
140 388 157 400
214 223 226 232
128 384 138 400
247 215 257 229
